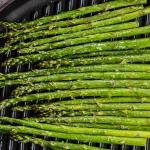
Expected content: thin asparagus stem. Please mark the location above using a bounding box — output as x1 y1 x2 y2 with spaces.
28 116 150 126
57 97 150 105
1 88 150 109
1 117 150 139
0 124 146 146
12 97 150 112
67 49 150 59
13 134 104 150
4 38 150 65
2 21 138 53
38 54 150 68
0 21 19 31
2 64 150 80
1 69 150 87
2 72 150 88
9 0 146 30
40 110 150 118
11 80 150 97
57 123 150 131
30 103 150 113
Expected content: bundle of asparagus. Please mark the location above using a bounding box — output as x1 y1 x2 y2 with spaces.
1 0 150 149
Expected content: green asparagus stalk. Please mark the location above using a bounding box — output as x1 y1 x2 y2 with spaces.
67 49 150 59
9 0 146 30
38 54 150 68
1 88 150 109
0 21 20 31
28 116 150 126
30 103 150 113
0 124 146 146
40 110 150 118
4 38 150 65
56 123 150 132
56 97 150 105
3 6 142 40
13 134 104 150
8 6 150 45
1 117 150 139
2 21 138 53
2 69 150 83
2 72 150 88
2 64 150 79
11 80 150 97
65 123 150 131
12 97 150 112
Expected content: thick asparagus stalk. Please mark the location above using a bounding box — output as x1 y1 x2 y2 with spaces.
3 6 142 40
4 38 150 65
8 6 150 45
67 49 150 59
13 134 103 150
57 97 150 105
29 116 150 126
2 69 150 83
38 54 150 68
31 103 150 113
10 0 146 30
57 123 150 132
12 97 150 112
2 64 150 79
11 80 150 97
0 124 146 146
41 110 150 118
2 21 138 53
2 72 150 88
1 117 150 139
1 88 150 109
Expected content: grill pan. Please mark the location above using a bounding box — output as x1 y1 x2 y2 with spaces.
0 0 150 150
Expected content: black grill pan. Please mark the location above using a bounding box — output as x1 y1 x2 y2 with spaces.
0 0 150 150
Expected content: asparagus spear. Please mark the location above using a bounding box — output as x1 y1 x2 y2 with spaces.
40 110 150 118
1 88 150 109
67 49 150 59
13 134 104 150
1 117 150 139
8 7 149 45
12 97 150 112
4 63 150 78
30 103 150 113
38 54 150 68
12 97 150 111
28 116 150 126
4 38 150 65
1 69 150 85
2 64 150 79
11 80 150 97
8 0 146 30
2 72 150 88
56 97 150 105
56 123 150 131
0 124 146 146
2 21 139 53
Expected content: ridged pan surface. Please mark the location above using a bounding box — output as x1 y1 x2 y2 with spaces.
0 0 150 150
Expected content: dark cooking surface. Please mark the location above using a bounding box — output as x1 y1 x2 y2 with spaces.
0 0 150 150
